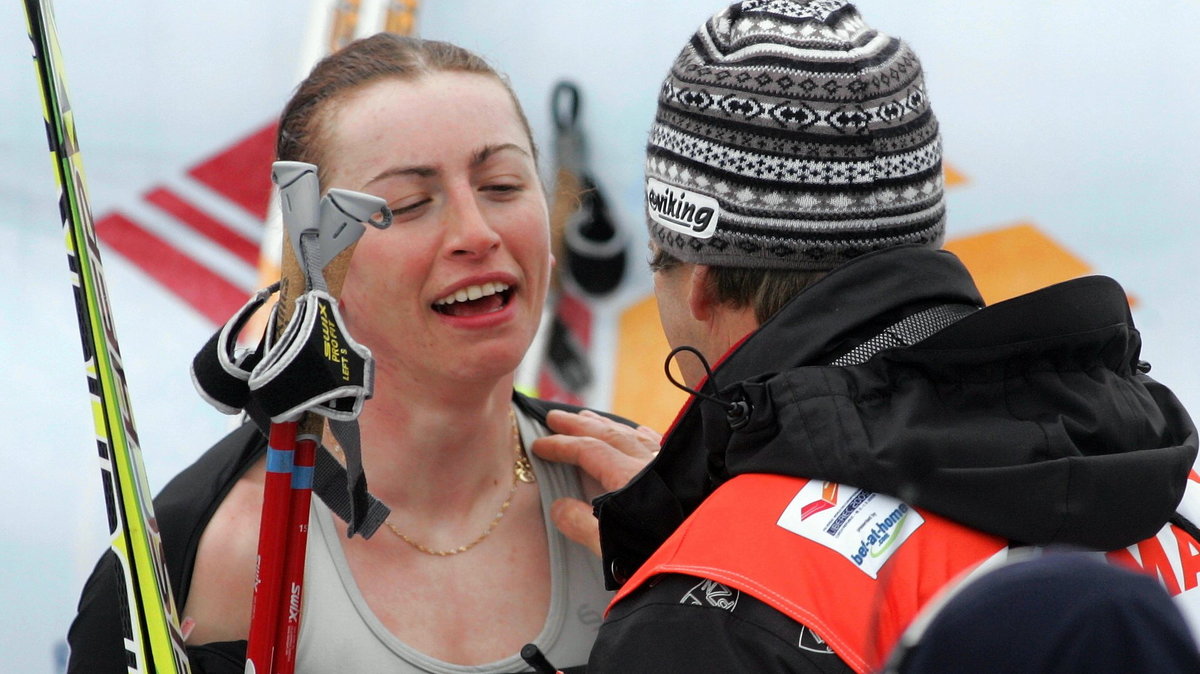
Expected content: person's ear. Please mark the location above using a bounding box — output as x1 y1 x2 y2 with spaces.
688 265 716 322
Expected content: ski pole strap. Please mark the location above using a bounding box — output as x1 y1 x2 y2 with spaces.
249 289 373 423
190 282 278 414
190 284 389 538
317 418 388 538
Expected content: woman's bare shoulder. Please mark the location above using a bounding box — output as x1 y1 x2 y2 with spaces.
180 456 265 645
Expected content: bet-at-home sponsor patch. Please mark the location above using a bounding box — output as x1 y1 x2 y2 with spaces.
777 481 924 579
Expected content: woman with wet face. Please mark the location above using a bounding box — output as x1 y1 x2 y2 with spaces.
67 34 619 673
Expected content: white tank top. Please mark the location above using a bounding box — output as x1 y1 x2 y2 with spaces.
294 408 611 672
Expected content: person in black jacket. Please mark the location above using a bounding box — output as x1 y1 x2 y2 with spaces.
532 2 1200 672
66 34 649 673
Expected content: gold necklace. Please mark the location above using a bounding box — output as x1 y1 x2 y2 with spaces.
327 407 535 557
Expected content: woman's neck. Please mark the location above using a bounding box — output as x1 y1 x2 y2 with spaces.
345 366 520 520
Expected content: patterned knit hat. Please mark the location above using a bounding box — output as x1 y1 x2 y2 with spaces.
646 0 945 270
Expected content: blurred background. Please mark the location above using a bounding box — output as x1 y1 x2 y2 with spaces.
2 1 1197 670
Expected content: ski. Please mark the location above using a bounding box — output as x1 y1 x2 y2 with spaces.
22 1 190 672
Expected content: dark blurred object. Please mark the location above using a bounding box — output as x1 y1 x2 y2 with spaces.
550 80 626 298
564 172 625 296
886 551 1200 673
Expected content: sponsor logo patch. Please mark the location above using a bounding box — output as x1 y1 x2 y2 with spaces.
800 481 839 520
646 178 720 239
798 626 834 654
778 481 924 579
680 578 740 611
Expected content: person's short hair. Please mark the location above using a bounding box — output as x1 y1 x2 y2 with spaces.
651 244 826 324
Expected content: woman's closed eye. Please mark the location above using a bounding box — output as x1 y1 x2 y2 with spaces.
389 196 432 217
481 182 524 198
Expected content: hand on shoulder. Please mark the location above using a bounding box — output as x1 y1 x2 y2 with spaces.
531 410 661 556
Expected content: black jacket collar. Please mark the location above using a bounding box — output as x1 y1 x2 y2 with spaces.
712 245 983 382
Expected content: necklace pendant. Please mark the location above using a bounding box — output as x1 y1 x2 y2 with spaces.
514 455 536 483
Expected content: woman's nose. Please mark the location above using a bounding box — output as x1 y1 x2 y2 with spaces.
444 188 501 258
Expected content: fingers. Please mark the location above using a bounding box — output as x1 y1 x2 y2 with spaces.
532 409 661 493
547 409 661 459
535 411 663 556
533 433 645 493
550 497 601 557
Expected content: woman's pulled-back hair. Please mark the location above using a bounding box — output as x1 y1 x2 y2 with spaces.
277 33 535 183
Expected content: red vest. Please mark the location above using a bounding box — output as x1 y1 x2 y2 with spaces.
610 471 1200 672
608 474 1009 673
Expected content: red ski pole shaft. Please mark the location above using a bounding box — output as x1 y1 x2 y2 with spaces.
246 420 299 673
272 434 318 673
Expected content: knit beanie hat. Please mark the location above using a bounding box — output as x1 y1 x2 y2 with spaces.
646 0 945 270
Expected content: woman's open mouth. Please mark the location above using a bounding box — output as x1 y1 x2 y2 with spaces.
432 281 514 317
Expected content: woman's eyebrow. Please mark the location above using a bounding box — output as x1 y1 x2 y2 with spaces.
364 164 437 189
363 143 529 189
472 143 529 166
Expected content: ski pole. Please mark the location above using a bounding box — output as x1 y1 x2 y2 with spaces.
523 81 627 404
246 419 300 673
270 186 388 672
246 165 390 673
243 161 318 674
23 0 190 671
